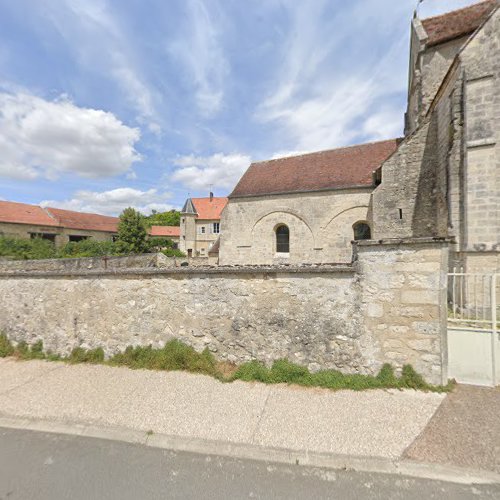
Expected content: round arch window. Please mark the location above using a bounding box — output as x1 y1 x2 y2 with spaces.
353 222 371 241
276 225 290 253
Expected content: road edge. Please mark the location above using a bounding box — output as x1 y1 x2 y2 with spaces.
0 415 498 486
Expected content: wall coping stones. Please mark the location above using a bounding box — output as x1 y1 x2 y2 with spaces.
354 237 452 247
0 263 354 279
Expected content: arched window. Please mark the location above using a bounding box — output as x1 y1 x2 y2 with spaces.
276 225 290 253
353 222 371 241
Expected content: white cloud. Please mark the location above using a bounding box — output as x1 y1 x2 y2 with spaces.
0 91 141 180
256 1 409 151
41 187 173 216
171 153 251 191
168 0 229 117
44 0 162 133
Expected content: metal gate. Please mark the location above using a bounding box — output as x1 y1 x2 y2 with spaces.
447 271 500 386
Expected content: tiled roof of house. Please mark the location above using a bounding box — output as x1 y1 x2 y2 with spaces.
0 200 59 227
45 207 119 233
189 197 228 220
230 139 400 198
421 0 497 47
149 225 180 237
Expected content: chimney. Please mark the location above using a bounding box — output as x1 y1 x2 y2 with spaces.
209 191 214 201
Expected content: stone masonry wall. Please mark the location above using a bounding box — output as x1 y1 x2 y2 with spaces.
0 241 449 384
220 189 371 265
371 120 442 240
355 240 449 385
0 221 115 247
461 8 500 256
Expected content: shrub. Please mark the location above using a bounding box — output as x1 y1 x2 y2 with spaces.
58 240 126 258
0 236 56 260
146 238 174 252
162 248 186 258
0 333 14 357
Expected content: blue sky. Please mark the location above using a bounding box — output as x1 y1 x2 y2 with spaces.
0 0 479 215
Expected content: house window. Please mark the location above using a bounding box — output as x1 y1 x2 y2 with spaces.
353 222 371 241
275 225 290 253
199 226 206 234
212 222 220 234
30 233 56 243
69 235 89 242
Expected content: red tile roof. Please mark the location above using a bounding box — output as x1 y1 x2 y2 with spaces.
230 139 400 198
0 200 59 227
421 0 497 47
149 225 180 237
191 197 228 220
45 207 119 233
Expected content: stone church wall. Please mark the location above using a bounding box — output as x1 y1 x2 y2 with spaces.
460 8 500 262
0 240 449 385
220 189 372 265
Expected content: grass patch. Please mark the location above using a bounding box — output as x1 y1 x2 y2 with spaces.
0 333 453 393
0 333 14 358
108 340 219 376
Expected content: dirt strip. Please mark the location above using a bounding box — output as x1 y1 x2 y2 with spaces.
404 385 500 474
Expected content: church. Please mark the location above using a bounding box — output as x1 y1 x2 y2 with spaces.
218 0 500 274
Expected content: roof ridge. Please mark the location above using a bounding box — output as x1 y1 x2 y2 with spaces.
421 0 496 22
46 206 119 219
190 196 228 200
252 138 401 166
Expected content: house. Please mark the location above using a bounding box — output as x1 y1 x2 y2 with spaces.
0 200 119 246
220 0 500 274
0 200 181 249
179 194 228 258
148 225 180 248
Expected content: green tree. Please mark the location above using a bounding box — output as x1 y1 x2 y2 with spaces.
144 209 181 227
117 207 148 253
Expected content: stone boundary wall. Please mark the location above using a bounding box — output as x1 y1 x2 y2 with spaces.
355 239 449 385
0 253 214 273
0 240 449 384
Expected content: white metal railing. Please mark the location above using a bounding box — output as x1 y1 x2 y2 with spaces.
448 271 499 330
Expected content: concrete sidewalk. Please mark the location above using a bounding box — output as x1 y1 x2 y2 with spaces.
0 358 496 484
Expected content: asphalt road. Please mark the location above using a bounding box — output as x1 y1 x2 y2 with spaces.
0 427 498 500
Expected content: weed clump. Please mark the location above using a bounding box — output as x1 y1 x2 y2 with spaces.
68 347 105 364
0 333 14 358
108 340 219 376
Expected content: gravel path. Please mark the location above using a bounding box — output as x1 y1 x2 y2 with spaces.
404 385 500 473
0 359 445 460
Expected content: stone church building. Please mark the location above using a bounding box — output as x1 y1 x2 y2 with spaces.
219 0 500 273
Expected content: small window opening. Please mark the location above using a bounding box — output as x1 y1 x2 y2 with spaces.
30 233 56 243
69 235 89 242
276 225 290 253
353 222 371 241
398 208 403 220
